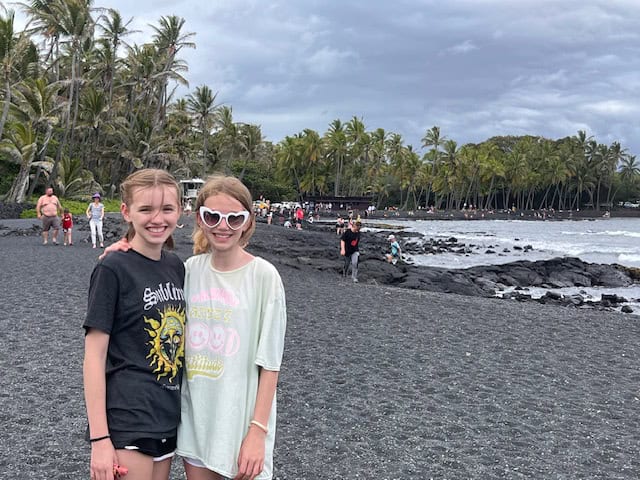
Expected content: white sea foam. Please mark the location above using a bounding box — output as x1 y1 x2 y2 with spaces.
618 254 640 264
372 217 640 269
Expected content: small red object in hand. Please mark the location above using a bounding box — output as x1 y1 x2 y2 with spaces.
114 464 128 477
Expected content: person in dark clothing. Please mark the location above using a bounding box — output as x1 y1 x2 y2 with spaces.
340 221 361 283
83 169 186 480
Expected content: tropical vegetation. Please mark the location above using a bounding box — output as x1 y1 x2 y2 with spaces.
0 1 638 212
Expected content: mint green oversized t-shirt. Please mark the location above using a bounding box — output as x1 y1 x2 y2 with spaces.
177 254 287 479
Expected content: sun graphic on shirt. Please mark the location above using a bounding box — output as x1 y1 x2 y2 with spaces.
145 306 186 382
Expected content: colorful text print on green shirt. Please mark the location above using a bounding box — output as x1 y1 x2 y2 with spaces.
186 322 240 380
190 287 239 306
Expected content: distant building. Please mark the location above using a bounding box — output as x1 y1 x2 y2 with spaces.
179 178 204 201
303 195 373 211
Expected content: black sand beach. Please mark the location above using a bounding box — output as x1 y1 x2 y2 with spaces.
1 217 640 479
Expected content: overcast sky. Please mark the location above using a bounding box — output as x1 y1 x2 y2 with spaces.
18 0 640 155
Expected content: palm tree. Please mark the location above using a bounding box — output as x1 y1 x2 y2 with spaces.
386 133 406 206
323 119 347 196
299 128 323 195
150 15 195 126
21 0 61 79
366 128 388 196
614 154 640 201
0 9 33 140
1 121 39 202
345 116 370 194
55 154 97 196
97 8 135 109
39 0 96 184
401 145 421 209
275 135 304 199
440 139 459 209
618 155 640 184
213 105 238 173
421 125 445 151
77 86 108 173
186 85 218 172
236 123 264 180
12 76 62 194
166 98 197 177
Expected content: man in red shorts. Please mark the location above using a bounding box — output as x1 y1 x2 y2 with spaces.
36 186 63 245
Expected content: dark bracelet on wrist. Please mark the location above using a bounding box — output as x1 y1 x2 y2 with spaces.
89 434 111 443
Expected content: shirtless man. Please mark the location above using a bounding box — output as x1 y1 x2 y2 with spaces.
36 187 63 245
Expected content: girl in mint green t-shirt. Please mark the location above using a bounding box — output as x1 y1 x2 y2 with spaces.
177 176 287 480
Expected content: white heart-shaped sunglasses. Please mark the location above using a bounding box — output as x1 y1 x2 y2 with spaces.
199 207 250 230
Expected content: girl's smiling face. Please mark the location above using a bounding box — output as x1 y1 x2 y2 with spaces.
197 193 252 254
121 185 181 258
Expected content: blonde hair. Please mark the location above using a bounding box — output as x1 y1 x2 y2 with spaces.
120 168 182 249
193 175 255 255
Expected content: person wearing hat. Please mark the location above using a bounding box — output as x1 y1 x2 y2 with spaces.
385 234 402 265
86 193 105 248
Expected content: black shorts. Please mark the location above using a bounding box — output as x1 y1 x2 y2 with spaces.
111 433 177 459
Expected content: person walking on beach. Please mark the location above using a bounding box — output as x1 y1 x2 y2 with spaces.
184 198 193 216
83 169 186 480
62 208 73 246
36 186 62 245
295 206 304 227
340 220 361 283
336 216 345 236
86 193 105 248
385 234 402 265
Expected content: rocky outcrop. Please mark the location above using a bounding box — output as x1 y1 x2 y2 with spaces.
248 222 638 313
2 211 637 313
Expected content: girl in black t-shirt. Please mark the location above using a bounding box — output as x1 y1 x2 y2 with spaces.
83 169 186 480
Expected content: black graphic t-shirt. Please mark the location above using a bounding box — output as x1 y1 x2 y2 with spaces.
84 249 186 437
341 229 361 256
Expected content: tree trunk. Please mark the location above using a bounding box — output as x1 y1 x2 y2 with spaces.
0 77 12 141
6 160 31 203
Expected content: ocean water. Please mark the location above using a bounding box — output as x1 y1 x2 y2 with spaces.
381 217 640 269
368 217 640 309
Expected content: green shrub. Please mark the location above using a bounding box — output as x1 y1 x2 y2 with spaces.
19 197 123 218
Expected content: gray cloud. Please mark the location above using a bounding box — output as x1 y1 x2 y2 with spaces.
20 0 640 154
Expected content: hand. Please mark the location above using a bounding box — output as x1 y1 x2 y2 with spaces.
99 238 130 260
234 428 266 480
340 249 345 256
90 440 118 480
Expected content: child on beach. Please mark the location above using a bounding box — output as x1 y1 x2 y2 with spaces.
62 208 73 246
385 234 401 265
87 193 105 248
83 169 186 480
101 174 287 480
178 175 287 480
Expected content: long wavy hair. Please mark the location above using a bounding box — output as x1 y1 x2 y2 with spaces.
193 175 256 255
120 169 182 250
